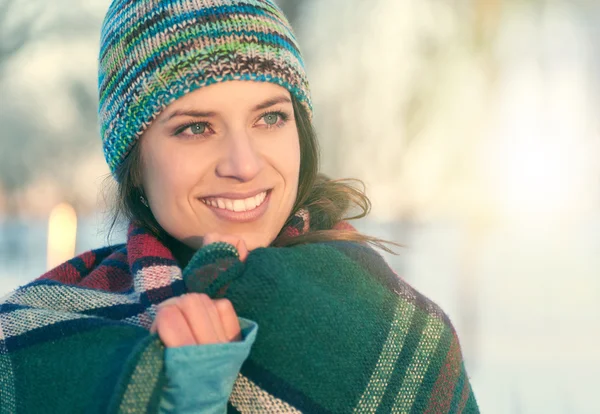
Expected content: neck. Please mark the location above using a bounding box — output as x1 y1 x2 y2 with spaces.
162 233 196 269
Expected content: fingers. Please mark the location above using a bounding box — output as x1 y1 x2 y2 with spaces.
150 296 184 333
202 233 249 262
178 294 227 345
153 294 241 348
153 304 196 347
152 232 248 347
236 239 248 262
214 298 242 342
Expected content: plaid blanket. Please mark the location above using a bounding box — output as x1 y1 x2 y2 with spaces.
0 214 478 413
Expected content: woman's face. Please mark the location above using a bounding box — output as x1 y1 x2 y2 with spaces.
140 81 301 251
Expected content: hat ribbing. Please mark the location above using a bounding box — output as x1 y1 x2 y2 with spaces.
98 0 312 175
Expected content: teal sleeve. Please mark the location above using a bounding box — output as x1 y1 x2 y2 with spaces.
158 317 258 414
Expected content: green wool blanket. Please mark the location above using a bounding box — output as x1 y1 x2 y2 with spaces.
0 221 478 413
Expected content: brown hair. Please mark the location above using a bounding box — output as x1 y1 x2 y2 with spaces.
104 96 398 254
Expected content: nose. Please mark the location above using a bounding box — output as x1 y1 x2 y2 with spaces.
215 130 261 182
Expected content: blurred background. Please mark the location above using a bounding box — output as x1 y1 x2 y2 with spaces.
1 0 599 412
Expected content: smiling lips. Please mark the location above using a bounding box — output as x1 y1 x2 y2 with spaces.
200 190 271 223
201 191 268 212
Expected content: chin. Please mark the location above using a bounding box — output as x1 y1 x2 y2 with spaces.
241 233 273 252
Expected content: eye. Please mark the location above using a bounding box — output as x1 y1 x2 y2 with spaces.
188 123 207 134
174 122 209 137
263 113 280 126
256 111 289 128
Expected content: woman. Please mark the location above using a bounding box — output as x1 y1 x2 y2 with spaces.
0 0 479 413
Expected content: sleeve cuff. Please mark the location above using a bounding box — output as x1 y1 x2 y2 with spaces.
159 318 258 414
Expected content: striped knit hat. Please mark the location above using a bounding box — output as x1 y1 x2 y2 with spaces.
98 0 312 175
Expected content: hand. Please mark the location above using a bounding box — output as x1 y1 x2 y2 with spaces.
151 293 242 347
202 232 249 262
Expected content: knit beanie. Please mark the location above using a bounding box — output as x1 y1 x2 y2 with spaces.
98 0 312 175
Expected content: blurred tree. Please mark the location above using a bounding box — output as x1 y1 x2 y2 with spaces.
0 0 96 75
293 0 505 369
274 0 302 25
0 0 102 216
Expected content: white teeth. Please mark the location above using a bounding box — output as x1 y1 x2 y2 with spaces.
245 197 257 211
233 199 245 212
203 191 268 212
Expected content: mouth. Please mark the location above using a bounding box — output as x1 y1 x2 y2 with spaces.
199 190 272 223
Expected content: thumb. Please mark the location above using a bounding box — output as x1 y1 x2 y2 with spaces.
236 239 248 262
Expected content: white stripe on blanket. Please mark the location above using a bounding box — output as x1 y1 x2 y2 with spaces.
0 308 95 339
3 284 141 313
230 373 303 413
133 265 183 293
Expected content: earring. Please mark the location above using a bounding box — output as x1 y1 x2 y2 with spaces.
140 195 149 207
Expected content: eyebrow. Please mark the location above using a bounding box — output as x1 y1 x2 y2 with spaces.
253 96 292 111
160 95 292 124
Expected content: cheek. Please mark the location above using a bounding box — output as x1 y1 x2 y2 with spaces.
277 132 301 203
141 141 204 209
271 132 301 188
291 136 302 186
